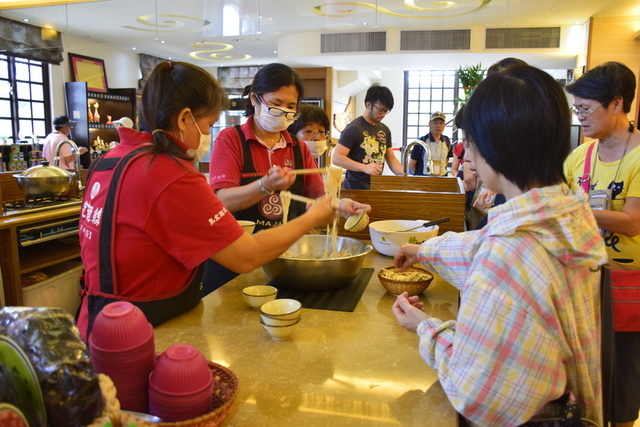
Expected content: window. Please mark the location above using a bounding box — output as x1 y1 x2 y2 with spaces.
403 70 461 145
0 54 50 143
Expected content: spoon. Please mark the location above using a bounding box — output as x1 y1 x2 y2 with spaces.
398 217 450 232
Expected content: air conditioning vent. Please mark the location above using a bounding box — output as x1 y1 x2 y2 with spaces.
485 27 561 49
320 31 386 53
400 29 471 51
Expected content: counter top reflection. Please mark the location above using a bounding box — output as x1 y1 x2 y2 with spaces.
154 245 460 426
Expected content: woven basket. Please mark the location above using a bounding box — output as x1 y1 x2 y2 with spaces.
378 266 434 297
121 361 239 427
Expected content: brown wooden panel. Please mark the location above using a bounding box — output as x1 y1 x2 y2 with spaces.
371 175 461 193
338 189 465 240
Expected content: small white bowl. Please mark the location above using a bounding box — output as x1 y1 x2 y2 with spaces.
344 209 369 232
242 285 278 308
238 220 256 234
259 317 300 340
261 313 301 327
260 298 301 320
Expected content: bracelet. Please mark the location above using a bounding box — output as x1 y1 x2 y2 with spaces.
258 178 273 196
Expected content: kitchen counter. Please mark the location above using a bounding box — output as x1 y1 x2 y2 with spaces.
154 247 460 426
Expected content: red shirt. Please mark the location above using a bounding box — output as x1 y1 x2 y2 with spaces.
209 116 325 199
77 128 243 338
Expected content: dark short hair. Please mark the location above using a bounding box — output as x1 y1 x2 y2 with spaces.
565 61 636 113
486 57 528 76
140 61 228 161
364 84 394 110
288 105 330 136
463 64 570 190
454 106 465 130
242 63 304 117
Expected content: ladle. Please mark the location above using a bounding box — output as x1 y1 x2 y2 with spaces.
398 217 450 232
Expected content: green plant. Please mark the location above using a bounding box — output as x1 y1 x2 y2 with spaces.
457 63 485 104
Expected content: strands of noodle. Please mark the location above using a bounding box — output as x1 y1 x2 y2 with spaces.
280 190 291 225
379 268 433 282
323 166 344 257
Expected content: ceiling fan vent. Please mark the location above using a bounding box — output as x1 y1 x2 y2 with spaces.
400 29 471 51
485 27 561 49
320 31 386 53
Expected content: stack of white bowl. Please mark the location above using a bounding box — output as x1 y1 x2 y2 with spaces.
259 299 301 340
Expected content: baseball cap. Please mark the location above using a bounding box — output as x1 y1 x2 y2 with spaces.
53 115 76 128
113 117 134 128
430 112 446 122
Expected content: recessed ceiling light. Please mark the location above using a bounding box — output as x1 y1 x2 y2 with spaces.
132 47 136 50
232 38 242 42
23 18 29 22
361 22 368 26
273 50 277 54
161 40 165 44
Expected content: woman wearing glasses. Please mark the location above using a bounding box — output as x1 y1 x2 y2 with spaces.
564 61 640 427
287 104 332 162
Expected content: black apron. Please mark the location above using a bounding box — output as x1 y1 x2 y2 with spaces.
202 126 307 294
82 147 204 337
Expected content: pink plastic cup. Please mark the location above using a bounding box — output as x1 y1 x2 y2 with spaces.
89 301 154 353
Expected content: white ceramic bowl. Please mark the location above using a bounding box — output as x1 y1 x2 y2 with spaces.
238 220 256 234
242 285 278 308
368 220 439 257
260 299 301 320
259 317 300 340
260 313 301 327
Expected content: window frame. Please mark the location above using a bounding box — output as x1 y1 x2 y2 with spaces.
0 54 51 143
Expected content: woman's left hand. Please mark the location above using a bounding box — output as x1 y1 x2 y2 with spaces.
392 292 427 333
338 198 372 218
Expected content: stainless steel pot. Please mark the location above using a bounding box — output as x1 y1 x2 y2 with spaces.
262 234 373 291
13 161 76 198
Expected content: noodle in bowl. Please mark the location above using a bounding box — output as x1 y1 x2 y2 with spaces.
262 234 373 291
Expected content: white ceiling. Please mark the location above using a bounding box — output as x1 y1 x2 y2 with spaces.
1 0 639 71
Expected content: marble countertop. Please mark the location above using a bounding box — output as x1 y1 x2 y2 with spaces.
154 246 460 426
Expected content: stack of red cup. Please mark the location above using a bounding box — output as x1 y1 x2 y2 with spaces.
89 301 155 413
148 344 214 421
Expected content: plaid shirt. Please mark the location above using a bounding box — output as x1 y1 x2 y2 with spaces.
416 183 607 426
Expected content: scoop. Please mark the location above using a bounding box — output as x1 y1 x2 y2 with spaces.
398 217 450 232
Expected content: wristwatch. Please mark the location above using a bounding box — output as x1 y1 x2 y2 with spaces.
258 178 273 196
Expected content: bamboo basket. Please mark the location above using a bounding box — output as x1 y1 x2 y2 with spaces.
378 266 434 296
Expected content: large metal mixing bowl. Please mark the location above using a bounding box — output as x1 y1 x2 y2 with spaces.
262 234 372 291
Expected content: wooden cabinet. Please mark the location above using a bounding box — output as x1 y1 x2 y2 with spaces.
65 82 136 168
294 67 333 122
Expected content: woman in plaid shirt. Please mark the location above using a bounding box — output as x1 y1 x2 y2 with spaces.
392 64 607 426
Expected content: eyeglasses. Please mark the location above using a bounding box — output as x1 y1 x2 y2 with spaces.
258 95 300 120
571 104 602 119
300 130 330 139
372 104 391 115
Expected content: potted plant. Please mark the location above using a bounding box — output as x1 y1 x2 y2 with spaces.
457 63 485 105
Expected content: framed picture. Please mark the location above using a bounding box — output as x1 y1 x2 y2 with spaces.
69 53 108 92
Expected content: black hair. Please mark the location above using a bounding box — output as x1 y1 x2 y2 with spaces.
454 106 465 130
140 61 228 161
287 105 330 136
565 61 636 113
463 64 570 190
486 57 528 76
364 83 394 110
242 63 304 117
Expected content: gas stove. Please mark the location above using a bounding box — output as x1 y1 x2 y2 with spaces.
2 196 82 217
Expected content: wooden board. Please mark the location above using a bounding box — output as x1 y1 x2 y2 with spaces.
370 175 461 193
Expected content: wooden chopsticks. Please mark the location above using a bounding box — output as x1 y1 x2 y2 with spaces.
241 168 327 178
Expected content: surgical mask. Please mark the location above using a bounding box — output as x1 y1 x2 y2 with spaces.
254 97 297 133
303 139 328 158
185 112 211 162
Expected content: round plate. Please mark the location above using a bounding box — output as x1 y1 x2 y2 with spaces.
0 335 47 427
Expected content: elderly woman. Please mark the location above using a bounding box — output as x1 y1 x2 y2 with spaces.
287 104 331 161
391 64 607 425
564 61 640 427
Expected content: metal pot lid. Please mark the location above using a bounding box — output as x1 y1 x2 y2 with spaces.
13 161 75 179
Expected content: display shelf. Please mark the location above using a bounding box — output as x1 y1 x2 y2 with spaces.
19 239 80 275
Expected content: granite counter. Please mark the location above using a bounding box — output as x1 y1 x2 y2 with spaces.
154 247 460 426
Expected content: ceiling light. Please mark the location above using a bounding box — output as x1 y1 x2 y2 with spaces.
132 47 136 50
22 18 29 22
232 38 242 42
273 50 277 54
361 22 368 26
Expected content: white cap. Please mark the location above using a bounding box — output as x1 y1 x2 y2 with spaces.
113 117 134 128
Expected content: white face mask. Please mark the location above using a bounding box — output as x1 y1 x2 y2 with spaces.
254 96 296 133
303 139 328 158
185 112 211 163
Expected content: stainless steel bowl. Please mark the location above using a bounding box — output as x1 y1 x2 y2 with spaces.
262 234 372 291
13 162 75 198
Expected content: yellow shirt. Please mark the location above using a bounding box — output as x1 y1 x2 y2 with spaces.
564 141 640 270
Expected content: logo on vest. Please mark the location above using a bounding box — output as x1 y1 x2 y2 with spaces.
90 182 101 199
259 193 283 220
